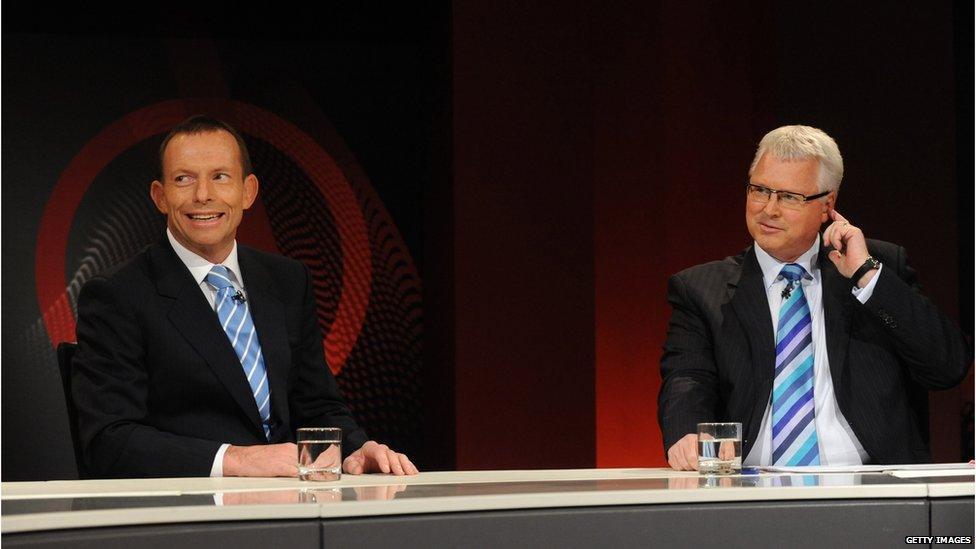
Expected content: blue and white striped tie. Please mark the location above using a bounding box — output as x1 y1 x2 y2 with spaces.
206 265 272 440
771 263 820 466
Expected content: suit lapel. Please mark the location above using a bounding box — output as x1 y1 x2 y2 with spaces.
819 249 853 394
237 247 292 440
729 246 776 387
728 246 776 450
150 239 264 435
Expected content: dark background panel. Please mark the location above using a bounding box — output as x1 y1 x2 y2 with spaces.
590 0 779 466
453 0 598 469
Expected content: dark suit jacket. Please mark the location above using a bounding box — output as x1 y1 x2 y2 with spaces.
658 239 971 464
72 237 369 478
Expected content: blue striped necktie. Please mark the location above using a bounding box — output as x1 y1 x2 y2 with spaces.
206 265 272 440
771 263 820 466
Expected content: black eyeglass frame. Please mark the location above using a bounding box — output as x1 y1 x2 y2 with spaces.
745 183 831 205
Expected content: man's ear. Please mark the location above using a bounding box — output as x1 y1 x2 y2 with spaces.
243 174 259 210
150 181 169 214
821 192 836 223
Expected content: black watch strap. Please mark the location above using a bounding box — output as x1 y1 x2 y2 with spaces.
851 256 881 288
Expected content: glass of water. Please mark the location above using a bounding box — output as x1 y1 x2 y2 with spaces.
697 422 742 475
297 427 342 481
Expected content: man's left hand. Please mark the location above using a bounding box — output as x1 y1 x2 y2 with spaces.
824 210 876 287
342 440 419 475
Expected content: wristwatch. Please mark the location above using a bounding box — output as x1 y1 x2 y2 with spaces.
851 256 881 288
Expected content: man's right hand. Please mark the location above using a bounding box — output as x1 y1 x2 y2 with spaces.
666 433 699 471
223 443 298 477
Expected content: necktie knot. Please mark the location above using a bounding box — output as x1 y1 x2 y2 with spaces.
206 265 236 292
779 263 808 283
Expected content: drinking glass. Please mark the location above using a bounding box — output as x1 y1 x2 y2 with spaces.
297 427 342 481
697 422 742 475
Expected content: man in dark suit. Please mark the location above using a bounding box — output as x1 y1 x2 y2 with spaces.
659 125 970 469
73 115 418 478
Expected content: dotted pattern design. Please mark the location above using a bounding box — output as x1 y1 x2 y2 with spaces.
250 138 422 452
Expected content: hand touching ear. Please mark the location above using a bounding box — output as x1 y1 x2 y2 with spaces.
823 210 876 286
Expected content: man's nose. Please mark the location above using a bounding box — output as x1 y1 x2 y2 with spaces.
194 180 213 203
762 194 781 216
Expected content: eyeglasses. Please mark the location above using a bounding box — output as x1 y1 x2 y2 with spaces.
746 183 830 210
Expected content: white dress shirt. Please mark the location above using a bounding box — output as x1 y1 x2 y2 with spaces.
743 236 880 466
166 229 244 477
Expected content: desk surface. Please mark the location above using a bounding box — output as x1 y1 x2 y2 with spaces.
2 467 973 534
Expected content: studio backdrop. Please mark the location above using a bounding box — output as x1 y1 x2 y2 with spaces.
2 34 439 480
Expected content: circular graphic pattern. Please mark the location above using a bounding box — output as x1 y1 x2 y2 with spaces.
36 99 373 373
35 98 423 454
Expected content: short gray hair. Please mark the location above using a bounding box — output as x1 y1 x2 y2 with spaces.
748 125 844 192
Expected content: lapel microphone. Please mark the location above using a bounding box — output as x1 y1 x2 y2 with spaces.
781 282 794 300
232 290 247 303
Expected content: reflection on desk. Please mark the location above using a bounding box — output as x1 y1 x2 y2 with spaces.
219 484 408 505
667 474 868 490
1 468 972 536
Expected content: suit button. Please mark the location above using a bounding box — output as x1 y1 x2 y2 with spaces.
876 309 897 328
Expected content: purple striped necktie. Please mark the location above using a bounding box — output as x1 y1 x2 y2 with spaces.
771 263 820 466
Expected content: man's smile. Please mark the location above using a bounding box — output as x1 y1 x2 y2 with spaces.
185 212 226 225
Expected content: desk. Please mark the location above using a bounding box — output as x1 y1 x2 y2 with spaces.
2 468 972 548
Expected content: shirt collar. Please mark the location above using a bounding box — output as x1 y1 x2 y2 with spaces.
753 234 820 290
166 228 244 289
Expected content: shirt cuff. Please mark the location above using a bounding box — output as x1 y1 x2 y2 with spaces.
210 443 231 477
851 264 883 303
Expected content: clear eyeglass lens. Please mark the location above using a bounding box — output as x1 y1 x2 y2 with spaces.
748 185 806 209
778 193 803 206
748 186 770 201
